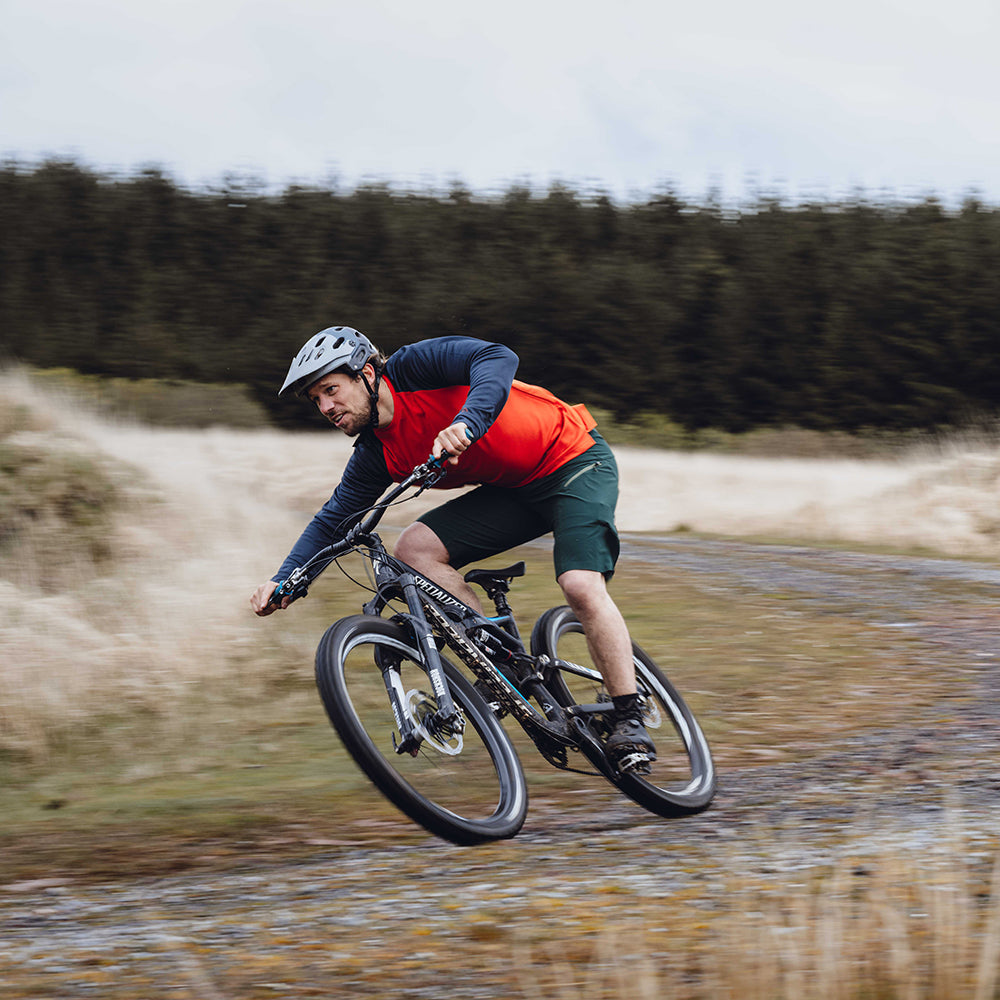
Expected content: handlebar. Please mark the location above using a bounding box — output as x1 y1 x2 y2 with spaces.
266 453 451 610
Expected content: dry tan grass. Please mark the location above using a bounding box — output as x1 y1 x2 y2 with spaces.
614 442 1000 557
0 372 327 763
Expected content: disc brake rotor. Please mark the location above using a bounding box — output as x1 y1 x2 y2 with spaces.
404 689 463 755
641 695 663 730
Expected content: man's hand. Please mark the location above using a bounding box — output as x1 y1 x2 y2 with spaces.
251 580 287 616
432 422 473 465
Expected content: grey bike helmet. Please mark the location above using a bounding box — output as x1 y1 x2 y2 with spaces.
278 327 376 398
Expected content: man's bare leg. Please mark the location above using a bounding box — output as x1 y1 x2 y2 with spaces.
556 569 635 695
394 522 483 613
557 568 655 769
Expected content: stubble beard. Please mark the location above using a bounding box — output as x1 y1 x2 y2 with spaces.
332 409 365 437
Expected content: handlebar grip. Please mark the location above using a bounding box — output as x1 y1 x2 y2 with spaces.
268 576 309 609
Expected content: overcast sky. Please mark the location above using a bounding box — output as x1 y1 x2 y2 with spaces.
3 0 999 204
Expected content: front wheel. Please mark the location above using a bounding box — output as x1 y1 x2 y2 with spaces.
530 606 716 817
316 615 528 845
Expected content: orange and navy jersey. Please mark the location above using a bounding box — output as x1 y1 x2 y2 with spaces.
273 336 598 581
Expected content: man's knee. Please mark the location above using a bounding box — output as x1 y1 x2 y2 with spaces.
395 522 452 569
557 568 608 611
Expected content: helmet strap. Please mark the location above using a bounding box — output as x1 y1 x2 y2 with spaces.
359 369 382 429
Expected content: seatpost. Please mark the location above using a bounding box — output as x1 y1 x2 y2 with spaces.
492 589 512 617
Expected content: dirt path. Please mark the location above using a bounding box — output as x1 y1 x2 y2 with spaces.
3 537 1000 999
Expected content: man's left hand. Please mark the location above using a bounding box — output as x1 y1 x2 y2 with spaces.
433 422 473 465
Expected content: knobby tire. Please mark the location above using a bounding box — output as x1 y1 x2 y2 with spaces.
530 606 716 817
315 615 528 845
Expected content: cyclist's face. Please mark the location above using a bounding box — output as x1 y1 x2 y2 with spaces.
306 371 370 436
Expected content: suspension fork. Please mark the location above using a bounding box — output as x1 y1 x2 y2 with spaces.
395 572 462 729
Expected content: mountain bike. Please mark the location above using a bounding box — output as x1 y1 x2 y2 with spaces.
270 456 716 845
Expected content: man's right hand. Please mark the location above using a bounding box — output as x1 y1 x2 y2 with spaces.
251 580 286 616
432 421 473 465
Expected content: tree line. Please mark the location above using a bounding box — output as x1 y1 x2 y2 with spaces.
2 159 998 431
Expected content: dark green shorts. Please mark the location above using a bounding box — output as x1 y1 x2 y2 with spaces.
417 432 620 579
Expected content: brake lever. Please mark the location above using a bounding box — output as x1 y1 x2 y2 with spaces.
409 453 449 492
268 567 310 609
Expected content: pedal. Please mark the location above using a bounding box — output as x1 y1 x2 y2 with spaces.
614 750 654 775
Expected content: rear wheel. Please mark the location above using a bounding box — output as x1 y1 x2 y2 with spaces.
316 615 528 845
530 606 715 817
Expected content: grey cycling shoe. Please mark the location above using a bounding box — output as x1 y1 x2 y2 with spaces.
606 716 657 774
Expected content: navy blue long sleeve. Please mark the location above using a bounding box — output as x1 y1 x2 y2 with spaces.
271 337 518 582
387 336 518 440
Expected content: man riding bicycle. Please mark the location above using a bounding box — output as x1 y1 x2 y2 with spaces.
250 327 656 771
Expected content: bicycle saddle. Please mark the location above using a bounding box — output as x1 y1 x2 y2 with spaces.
464 562 526 589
